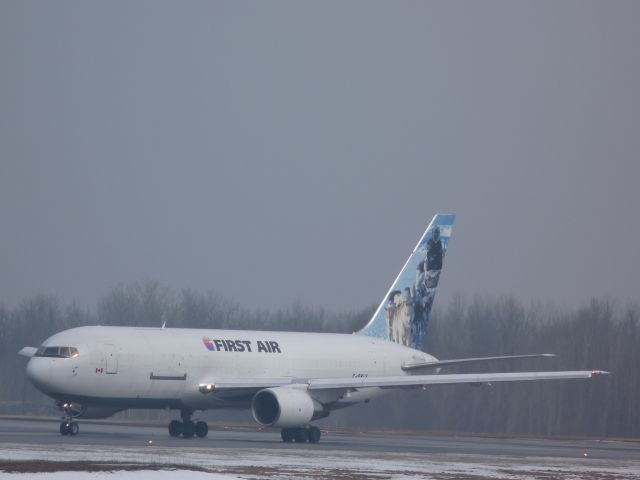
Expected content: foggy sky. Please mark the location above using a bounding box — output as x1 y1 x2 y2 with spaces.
1 1 639 313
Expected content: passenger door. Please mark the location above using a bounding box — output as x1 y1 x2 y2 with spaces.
104 344 118 374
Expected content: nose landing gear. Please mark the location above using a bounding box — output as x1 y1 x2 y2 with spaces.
60 420 79 436
57 402 82 436
168 409 208 438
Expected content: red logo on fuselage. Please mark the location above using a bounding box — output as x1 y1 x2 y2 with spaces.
202 337 215 351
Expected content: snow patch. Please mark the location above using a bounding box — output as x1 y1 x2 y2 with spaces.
0 443 639 479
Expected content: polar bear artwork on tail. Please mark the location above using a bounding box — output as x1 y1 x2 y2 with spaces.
362 214 455 351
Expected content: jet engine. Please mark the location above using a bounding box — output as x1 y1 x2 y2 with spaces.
251 387 324 428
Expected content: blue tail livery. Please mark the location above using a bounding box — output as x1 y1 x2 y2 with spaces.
358 214 455 351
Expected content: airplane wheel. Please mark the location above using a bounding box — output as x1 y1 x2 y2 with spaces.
293 427 308 443
168 420 182 437
182 420 195 438
308 426 321 444
69 422 79 436
60 422 70 436
281 428 294 443
195 421 208 438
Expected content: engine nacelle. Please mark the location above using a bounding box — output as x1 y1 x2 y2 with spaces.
251 387 318 428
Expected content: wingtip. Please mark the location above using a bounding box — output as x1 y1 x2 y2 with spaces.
591 370 610 377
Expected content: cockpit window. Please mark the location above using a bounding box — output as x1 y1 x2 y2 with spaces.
60 346 79 357
34 346 79 358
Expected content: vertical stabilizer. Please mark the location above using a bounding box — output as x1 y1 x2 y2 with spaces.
358 214 455 351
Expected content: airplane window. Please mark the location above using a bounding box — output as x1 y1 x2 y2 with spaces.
44 347 61 357
34 346 79 358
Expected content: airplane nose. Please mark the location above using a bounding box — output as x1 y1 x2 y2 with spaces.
26 358 52 393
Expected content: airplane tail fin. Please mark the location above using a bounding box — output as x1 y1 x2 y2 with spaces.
358 214 455 351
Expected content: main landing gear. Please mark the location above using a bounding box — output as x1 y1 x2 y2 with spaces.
281 425 321 444
168 409 208 438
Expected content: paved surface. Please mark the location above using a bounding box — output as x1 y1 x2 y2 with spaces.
0 416 639 461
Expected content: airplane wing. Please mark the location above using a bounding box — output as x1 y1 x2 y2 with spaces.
401 354 556 371
203 370 608 393
307 370 608 390
202 378 296 390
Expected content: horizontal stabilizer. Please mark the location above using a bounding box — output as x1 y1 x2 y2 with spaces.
401 354 556 371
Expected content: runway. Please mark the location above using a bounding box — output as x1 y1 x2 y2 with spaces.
1 416 638 459
1 416 639 479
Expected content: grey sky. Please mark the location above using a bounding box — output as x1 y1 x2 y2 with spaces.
1 1 639 312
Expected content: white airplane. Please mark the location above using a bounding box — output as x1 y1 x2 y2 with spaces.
19 214 608 443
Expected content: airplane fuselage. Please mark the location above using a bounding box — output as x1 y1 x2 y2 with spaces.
27 325 435 417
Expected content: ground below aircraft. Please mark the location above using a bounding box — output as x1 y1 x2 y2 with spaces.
19 214 608 443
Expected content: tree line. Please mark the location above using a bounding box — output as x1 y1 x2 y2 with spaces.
1 281 636 438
